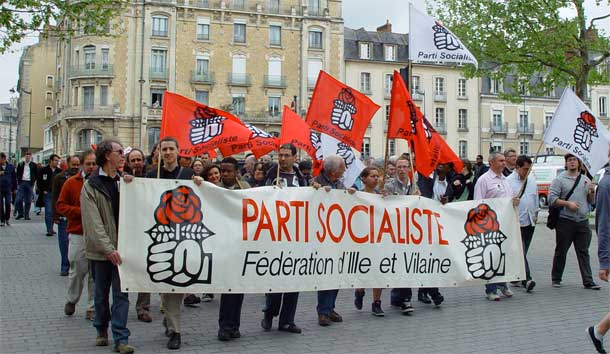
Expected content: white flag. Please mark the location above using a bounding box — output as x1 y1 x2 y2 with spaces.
320 133 365 188
409 5 478 68
543 88 610 173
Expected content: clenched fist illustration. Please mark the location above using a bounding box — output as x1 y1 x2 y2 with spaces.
146 186 215 287
573 111 598 152
432 22 462 51
337 143 355 169
190 107 226 145
461 204 506 280
331 89 357 131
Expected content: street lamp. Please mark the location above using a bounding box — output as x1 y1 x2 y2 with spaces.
10 87 32 155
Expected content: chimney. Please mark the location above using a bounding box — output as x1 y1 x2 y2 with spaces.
377 20 392 33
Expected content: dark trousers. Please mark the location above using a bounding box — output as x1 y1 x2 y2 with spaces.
419 287 441 298
57 219 69 273
43 193 54 233
521 225 535 281
15 182 33 218
551 218 594 285
91 260 130 345
391 288 412 303
264 292 299 326
316 289 339 316
218 293 244 331
0 189 11 222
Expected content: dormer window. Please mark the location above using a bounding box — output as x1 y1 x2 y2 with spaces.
359 42 371 59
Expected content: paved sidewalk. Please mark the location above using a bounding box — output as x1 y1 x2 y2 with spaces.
0 215 607 354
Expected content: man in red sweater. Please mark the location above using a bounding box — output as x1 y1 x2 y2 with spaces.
56 150 97 319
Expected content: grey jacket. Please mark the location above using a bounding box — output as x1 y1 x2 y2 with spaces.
596 166 610 269
80 170 119 261
549 171 592 222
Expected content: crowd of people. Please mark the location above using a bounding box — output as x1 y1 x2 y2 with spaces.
0 140 608 353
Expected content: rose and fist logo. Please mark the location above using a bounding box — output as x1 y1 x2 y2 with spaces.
331 89 357 131
146 186 215 286
245 122 273 139
190 107 226 145
432 21 462 51
461 204 506 280
336 142 355 169
573 111 598 152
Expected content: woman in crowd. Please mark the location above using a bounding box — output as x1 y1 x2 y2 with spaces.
191 158 205 177
353 167 385 316
202 164 221 185
451 159 474 201
247 162 267 187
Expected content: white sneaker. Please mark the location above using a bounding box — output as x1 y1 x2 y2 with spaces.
487 292 500 301
500 285 514 297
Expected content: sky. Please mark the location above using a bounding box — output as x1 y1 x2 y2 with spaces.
0 0 608 103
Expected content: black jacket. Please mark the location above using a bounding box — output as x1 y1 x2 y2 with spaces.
16 161 38 185
264 164 308 187
37 165 63 193
417 172 454 202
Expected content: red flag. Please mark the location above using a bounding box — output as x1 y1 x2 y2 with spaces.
218 122 279 158
279 106 318 160
305 71 380 151
420 117 464 173
161 92 252 157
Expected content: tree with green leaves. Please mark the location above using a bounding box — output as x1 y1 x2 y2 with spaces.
0 0 126 54
435 0 610 100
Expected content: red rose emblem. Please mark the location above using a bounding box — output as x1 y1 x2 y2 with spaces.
195 106 219 120
337 88 356 106
154 186 203 225
580 111 596 128
464 204 500 236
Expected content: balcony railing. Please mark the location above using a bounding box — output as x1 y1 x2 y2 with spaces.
69 65 114 79
518 123 535 134
191 0 209 7
435 123 447 134
264 75 287 88
412 92 424 101
149 68 168 81
62 105 115 119
360 87 372 95
227 73 251 86
152 30 168 37
458 125 469 132
434 92 447 102
191 71 215 84
491 122 509 134
241 112 281 123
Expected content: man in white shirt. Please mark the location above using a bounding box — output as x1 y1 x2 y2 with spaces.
507 155 539 292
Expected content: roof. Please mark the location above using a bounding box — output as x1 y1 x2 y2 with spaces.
344 27 409 62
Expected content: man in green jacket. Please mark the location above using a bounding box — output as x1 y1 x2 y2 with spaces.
81 139 134 354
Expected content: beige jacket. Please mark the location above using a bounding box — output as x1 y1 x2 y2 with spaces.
80 171 118 261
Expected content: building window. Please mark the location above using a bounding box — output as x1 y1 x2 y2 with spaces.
458 140 468 159
491 142 503 153
233 0 245 10
267 57 282 85
197 17 210 40
360 72 371 93
384 45 395 61
361 137 371 158
388 139 396 156
435 107 445 127
195 90 209 105
520 141 530 155
307 58 322 88
359 42 371 59
308 0 320 15
385 105 390 121
83 86 94 110
308 29 323 49
151 88 165 107
75 49 80 67
384 74 393 97
74 87 79 106
545 147 555 155
544 112 554 130
600 96 608 117
78 129 103 152
435 77 445 95
100 86 108 106
412 75 421 92
519 80 529 96
269 0 280 14
152 15 168 37
519 110 529 130
269 25 281 46
269 96 281 116
231 54 247 84
147 127 160 153
458 78 467 97
151 49 167 74
101 48 109 70
46 91 53 101
44 128 52 145
234 22 246 43
84 46 96 69
196 57 209 76
458 109 467 129
490 78 502 94
232 95 245 114
492 109 503 128
45 106 53 118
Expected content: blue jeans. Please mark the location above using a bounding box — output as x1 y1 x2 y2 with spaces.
485 282 508 294
44 193 54 233
15 182 33 218
0 190 11 222
91 260 130 345
57 219 69 273
264 292 299 326
316 289 339 316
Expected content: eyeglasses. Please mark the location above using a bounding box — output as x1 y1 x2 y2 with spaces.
113 149 124 155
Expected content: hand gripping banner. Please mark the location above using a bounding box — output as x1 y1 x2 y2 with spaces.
118 179 525 293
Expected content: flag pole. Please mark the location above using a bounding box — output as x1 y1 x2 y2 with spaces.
516 139 545 197
156 147 162 179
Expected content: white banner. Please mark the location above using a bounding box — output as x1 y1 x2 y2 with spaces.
543 88 610 173
118 179 524 293
409 5 478 68
320 133 365 188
